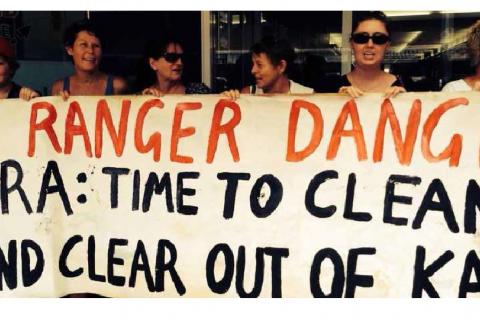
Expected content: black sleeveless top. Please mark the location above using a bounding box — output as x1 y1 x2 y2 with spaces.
315 74 404 93
7 82 22 98
63 75 115 95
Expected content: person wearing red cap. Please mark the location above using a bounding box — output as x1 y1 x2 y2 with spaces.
0 37 39 100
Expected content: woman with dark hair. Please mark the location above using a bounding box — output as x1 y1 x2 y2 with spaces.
223 36 313 99
0 37 39 100
326 11 405 98
50 20 127 99
140 36 210 96
442 20 480 91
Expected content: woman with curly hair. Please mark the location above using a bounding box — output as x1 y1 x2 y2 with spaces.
442 20 480 91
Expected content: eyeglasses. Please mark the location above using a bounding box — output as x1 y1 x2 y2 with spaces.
162 52 183 63
351 32 390 45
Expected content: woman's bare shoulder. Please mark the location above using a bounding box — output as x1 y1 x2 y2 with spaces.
50 78 65 95
113 76 128 94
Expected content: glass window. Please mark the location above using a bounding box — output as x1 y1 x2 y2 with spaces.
383 11 480 91
1 11 84 95
210 10 480 93
210 11 343 92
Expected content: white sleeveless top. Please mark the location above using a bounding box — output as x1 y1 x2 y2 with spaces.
249 80 314 94
442 79 472 92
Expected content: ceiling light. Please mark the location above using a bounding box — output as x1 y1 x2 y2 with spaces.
391 31 422 53
385 11 433 17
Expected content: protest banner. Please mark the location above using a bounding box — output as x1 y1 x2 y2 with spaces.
0 93 479 297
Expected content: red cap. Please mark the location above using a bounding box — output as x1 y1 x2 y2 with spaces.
0 37 14 58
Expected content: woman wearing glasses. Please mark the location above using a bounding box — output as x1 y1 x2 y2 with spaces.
329 11 405 98
140 36 210 96
51 20 128 99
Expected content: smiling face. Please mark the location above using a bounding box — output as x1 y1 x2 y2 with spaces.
251 52 285 91
350 19 390 68
66 30 102 72
149 42 184 82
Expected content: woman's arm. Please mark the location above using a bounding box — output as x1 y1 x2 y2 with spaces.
19 86 40 101
51 79 70 100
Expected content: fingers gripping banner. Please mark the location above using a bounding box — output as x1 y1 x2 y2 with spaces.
0 93 479 297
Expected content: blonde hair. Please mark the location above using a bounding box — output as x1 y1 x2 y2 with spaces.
467 20 480 67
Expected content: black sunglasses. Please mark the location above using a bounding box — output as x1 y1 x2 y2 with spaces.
162 52 184 63
351 32 390 45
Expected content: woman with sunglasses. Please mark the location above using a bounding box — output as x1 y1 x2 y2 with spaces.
328 11 405 98
442 20 480 92
51 20 128 100
140 36 210 96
